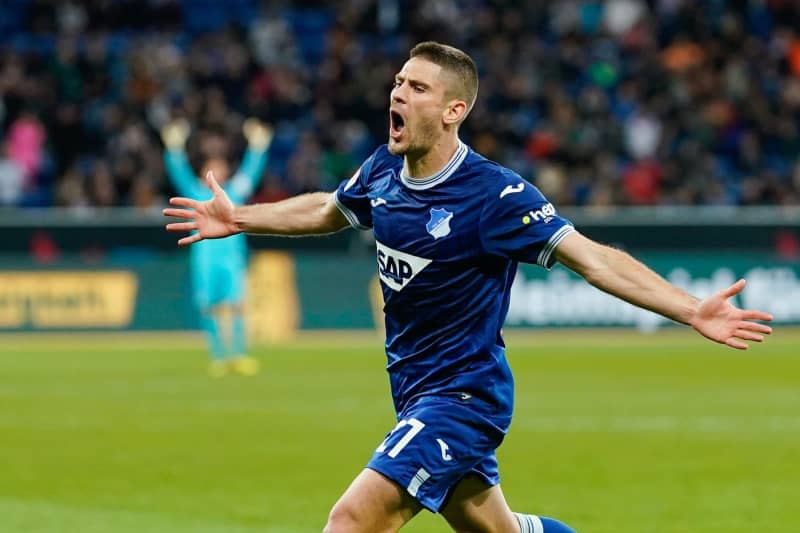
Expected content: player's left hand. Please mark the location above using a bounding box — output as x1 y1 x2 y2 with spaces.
689 279 773 350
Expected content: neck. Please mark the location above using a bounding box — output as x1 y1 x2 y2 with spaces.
403 135 460 180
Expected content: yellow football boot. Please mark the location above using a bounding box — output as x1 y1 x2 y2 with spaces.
229 355 260 376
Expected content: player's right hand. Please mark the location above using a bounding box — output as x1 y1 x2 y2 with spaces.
163 171 240 246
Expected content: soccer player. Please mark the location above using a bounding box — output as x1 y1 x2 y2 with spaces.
161 118 273 377
164 43 773 532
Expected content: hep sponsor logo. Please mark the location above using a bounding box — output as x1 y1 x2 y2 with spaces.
522 203 556 224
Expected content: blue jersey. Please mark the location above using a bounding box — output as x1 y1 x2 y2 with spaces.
335 142 574 419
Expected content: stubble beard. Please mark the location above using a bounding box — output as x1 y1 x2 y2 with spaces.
388 118 438 159
387 138 405 156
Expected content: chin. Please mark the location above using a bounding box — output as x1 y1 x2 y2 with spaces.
387 139 407 156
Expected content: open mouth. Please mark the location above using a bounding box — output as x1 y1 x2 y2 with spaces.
389 110 405 139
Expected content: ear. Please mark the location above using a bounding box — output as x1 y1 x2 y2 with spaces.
443 100 468 126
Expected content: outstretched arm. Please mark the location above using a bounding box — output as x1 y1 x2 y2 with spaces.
553 231 773 349
163 171 349 246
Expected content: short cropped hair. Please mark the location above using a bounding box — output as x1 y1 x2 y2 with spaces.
410 41 479 117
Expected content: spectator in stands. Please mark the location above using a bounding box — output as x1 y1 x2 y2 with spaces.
0 143 25 205
0 0 798 208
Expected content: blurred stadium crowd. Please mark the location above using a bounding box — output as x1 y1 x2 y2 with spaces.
1 0 799 210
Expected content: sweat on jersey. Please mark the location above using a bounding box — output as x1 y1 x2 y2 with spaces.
334 142 574 420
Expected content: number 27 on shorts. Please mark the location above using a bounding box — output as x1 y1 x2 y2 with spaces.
376 418 425 458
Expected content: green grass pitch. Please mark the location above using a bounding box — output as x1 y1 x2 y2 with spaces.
1 329 798 532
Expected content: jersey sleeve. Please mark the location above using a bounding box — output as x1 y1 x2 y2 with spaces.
479 172 574 269
164 149 204 199
333 150 379 230
226 147 269 204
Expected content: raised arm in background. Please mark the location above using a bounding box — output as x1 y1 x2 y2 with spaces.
225 119 273 203
161 119 202 198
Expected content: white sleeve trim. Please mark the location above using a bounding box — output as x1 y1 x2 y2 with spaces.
334 190 371 230
537 224 574 269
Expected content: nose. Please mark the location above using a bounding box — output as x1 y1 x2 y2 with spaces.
391 84 407 104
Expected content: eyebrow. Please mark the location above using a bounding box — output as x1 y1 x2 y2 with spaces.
394 73 432 90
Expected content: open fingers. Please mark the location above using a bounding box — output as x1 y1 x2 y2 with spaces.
178 233 203 246
741 310 773 323
724 323 772 349
206 170 224 195
169 196 200 209
166 221 197 233
724 338 748 350
163 207 197 219
733 329 764 343
721 278 746 298
736 320 772 334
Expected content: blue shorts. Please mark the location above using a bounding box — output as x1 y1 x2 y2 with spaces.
191 259 246 309
366 395 510 512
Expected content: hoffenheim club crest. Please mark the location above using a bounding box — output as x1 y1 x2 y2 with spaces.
426 208 454 239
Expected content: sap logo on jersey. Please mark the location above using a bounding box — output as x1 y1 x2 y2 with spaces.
522 203 556 225
376 240 432 292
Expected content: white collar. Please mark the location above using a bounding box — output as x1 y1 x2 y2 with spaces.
400 141 468 190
